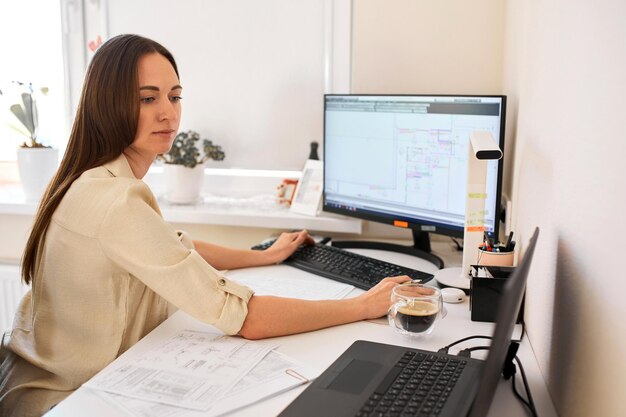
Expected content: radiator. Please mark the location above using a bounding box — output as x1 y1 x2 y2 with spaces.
0 264 29 333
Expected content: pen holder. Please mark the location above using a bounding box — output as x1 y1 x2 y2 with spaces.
476 249 514 267
469 265 524 323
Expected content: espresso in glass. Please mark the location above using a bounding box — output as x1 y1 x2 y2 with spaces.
396 301 439 333
388 283 444 336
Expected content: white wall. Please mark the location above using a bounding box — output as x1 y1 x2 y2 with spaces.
354 1 626 416
107 0 326 171
504 1 626 416
352 0 505 94
351 0 512 189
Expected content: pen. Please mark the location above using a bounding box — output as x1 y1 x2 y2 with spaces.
482 233 491 251
504 231 514 252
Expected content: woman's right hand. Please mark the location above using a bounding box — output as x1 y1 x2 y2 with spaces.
262 230 314 264
357 276 412 320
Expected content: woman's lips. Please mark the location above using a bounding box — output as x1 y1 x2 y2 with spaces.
153 129 175 138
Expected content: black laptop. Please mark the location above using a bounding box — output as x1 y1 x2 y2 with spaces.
279 228 539 417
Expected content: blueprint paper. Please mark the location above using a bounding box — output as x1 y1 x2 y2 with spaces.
85 330 276 410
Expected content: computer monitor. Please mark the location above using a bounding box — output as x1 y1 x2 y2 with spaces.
323 94 506 268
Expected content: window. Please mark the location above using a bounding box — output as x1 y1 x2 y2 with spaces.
0 0 67 161
1 0 352 170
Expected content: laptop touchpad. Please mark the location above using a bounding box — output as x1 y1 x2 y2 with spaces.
326 359 381 394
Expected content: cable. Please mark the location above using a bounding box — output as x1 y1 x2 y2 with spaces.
458 346 490 357
439 328 536 416
438 321 525 354
450 236 463 251
457 347 539 416
438 335 492 354
441 335 537 416
511 369 531 408
513 356 538 417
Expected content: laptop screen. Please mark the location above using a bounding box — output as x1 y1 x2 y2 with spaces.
468 227 539 417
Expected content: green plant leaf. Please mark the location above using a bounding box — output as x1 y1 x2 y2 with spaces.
7 122 30 138
21 93 37 137
10 104 33 137
161 130 225 168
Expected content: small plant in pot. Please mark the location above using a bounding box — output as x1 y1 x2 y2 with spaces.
3 81 59 202
7 81 50 148
158 130 225 204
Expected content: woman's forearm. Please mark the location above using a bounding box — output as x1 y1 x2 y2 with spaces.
238 295 365 340
193 231 312 270
238 277 408 340
193 240 271 270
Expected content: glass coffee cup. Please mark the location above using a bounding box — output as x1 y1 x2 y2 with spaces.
388 283 446 336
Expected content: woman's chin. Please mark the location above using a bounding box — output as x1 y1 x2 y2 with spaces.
157 141 176 155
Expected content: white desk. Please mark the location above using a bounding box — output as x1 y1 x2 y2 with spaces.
46 248 557 417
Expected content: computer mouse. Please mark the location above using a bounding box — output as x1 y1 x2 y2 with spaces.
441 287 466 303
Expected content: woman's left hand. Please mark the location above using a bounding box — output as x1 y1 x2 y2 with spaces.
263 230 314 264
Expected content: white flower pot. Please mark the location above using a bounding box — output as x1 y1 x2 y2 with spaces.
17 147 59 203
163 163 205 204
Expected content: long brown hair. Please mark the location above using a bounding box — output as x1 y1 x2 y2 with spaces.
21 34 179 285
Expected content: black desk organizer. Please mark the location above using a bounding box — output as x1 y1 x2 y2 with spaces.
469 265 525 323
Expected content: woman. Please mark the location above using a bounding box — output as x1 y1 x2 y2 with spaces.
0 34 409 416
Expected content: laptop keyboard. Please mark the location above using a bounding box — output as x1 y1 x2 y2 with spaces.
251 242 434 290
357 350 467 417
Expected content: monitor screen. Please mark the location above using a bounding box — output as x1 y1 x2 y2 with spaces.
323 94 506 250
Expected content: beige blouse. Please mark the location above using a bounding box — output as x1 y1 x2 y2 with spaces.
0 154 253 416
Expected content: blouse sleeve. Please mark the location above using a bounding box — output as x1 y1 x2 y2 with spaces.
177 230 196 250
98 181 253 335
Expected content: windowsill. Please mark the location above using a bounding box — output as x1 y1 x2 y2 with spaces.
0 170 362 234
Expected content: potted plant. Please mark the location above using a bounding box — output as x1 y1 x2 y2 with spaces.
4 81 58 202
158 130 225 204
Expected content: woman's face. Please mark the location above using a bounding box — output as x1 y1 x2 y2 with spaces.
131 52 182 157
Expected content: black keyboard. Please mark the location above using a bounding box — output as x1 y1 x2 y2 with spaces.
359 350 468 417
252 242 433 290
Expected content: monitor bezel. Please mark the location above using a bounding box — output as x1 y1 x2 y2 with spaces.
322 93 507 240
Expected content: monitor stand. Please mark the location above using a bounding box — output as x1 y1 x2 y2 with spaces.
332 230 445 269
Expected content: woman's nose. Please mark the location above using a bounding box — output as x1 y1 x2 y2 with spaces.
158 100 178 121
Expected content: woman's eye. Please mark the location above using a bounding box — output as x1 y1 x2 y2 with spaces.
171 95 183 102
140 97 155 104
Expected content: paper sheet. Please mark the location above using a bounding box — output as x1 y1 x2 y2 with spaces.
93 350 320 417
226 265 354 300
85 330 276 411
